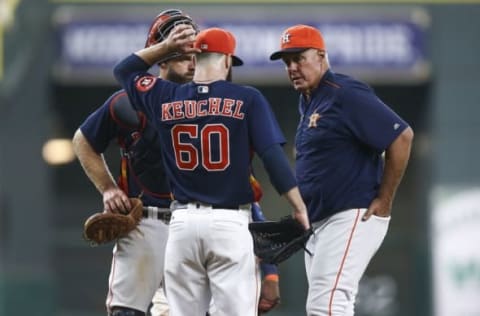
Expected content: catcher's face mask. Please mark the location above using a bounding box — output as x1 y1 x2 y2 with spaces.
145 9 199 48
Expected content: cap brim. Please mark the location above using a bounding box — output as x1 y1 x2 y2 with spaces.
232 55 243 66
269 47 308 60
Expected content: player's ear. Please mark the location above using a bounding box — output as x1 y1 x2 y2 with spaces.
225 54 232 70
159 61 168 70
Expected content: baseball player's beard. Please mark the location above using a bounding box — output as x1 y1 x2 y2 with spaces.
165 68 192 84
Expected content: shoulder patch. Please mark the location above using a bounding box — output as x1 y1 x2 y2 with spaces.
135 75 157 92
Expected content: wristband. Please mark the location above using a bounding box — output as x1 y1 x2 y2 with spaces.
264 274 279 282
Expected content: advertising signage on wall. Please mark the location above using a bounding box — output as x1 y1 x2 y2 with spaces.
431 187 480 316
53 7 429 84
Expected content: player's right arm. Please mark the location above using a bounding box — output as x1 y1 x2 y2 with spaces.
113 24 198 113
72 129 130 213
72 94 132 213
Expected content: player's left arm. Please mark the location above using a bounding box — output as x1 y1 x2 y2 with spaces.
362 126 414 220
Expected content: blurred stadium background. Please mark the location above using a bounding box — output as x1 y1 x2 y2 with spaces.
1 0 479 315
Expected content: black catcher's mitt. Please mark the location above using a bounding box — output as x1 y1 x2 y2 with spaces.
248 216 313 264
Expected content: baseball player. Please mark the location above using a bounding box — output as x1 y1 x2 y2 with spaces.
269 25 414 315
151 175 281 316
113 26 310 316
72 9 197 316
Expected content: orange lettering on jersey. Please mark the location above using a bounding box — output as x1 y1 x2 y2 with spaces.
221 98 235 117
208 98 222 115
172 101 185 120
232 100 245 119
197 100 208 116
162 98 245 121
162 103 173 121
184 100 197 119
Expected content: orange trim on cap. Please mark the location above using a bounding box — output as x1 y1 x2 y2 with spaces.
328 209 360 316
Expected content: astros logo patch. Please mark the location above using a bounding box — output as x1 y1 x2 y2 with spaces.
136 76 157 92
308 112 321 128
282 32 291 44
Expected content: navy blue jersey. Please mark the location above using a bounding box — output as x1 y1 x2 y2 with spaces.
79 90 171 207
295 70 409 222
117 57 286 206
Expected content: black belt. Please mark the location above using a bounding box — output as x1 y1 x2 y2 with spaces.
196 203 240 209
173 201 251 211
142 208 171 222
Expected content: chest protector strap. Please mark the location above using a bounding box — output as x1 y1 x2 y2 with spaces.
110 92 166 196
110 94 141 194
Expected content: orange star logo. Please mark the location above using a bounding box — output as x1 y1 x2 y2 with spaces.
308 112 321 128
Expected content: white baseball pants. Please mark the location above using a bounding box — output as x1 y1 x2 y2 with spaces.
106 212 169 313
150 285 170 316
164 204 260 316
305 208 390 316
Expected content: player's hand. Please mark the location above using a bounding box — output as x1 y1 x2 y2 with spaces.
103 187 131 214
293 209 310 231
165 24 200 55
362 197 392 221
284 187 310 230
258 277 280 313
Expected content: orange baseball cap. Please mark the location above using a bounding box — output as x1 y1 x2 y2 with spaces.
270 24 326 60
194 27 243 66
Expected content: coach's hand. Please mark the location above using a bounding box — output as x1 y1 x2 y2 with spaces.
362 197 392 221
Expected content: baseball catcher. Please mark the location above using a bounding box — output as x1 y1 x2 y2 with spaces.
83 198 144 245
248 216 313 264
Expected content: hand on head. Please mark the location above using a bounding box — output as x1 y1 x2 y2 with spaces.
164 24 201 56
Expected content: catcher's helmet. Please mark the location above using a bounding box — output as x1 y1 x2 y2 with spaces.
144 9 198 48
